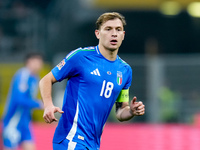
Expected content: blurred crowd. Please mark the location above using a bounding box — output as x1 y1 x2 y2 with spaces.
0 0 51 57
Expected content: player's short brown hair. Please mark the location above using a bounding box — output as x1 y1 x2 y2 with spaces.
95 12 126 30
25 52 43 64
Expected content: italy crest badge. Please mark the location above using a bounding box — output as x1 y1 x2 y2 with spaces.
117 71 122 85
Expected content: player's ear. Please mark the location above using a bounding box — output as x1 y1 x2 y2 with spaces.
95 29 100 39
122 31 125 41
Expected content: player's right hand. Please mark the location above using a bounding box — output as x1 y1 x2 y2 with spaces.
43 105 64 124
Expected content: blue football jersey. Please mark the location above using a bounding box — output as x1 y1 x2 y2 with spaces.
52 46 132 149
3 68 41 129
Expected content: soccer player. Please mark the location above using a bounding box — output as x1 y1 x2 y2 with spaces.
2 53 44 150
39 12 145 150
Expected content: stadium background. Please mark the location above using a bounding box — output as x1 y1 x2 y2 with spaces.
0 0 200 149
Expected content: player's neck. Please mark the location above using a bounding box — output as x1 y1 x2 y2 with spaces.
98 45 118 61
26 66 37 75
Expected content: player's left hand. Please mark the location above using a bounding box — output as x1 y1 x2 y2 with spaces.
130 96 145 116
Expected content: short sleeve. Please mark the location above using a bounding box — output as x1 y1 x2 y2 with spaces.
16 69 30 93
51 49 82 82
123 66 132 90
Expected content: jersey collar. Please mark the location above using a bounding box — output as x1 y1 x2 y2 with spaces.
95 45 100 54
95 45 119 62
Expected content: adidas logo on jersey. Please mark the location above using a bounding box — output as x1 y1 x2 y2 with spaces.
90 68 101 76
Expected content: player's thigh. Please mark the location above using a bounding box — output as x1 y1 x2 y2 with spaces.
53 139 89 150
21 140 35 150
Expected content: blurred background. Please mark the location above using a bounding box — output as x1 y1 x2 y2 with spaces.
0 0 200 149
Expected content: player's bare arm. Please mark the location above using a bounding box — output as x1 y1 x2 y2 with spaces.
39 72 64 124
116 96 145 122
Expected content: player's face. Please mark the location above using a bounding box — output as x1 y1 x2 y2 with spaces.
95 18 125 52
27 58 43 74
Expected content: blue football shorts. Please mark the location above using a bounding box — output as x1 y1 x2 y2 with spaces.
53 139 89 150
3 125 33 148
